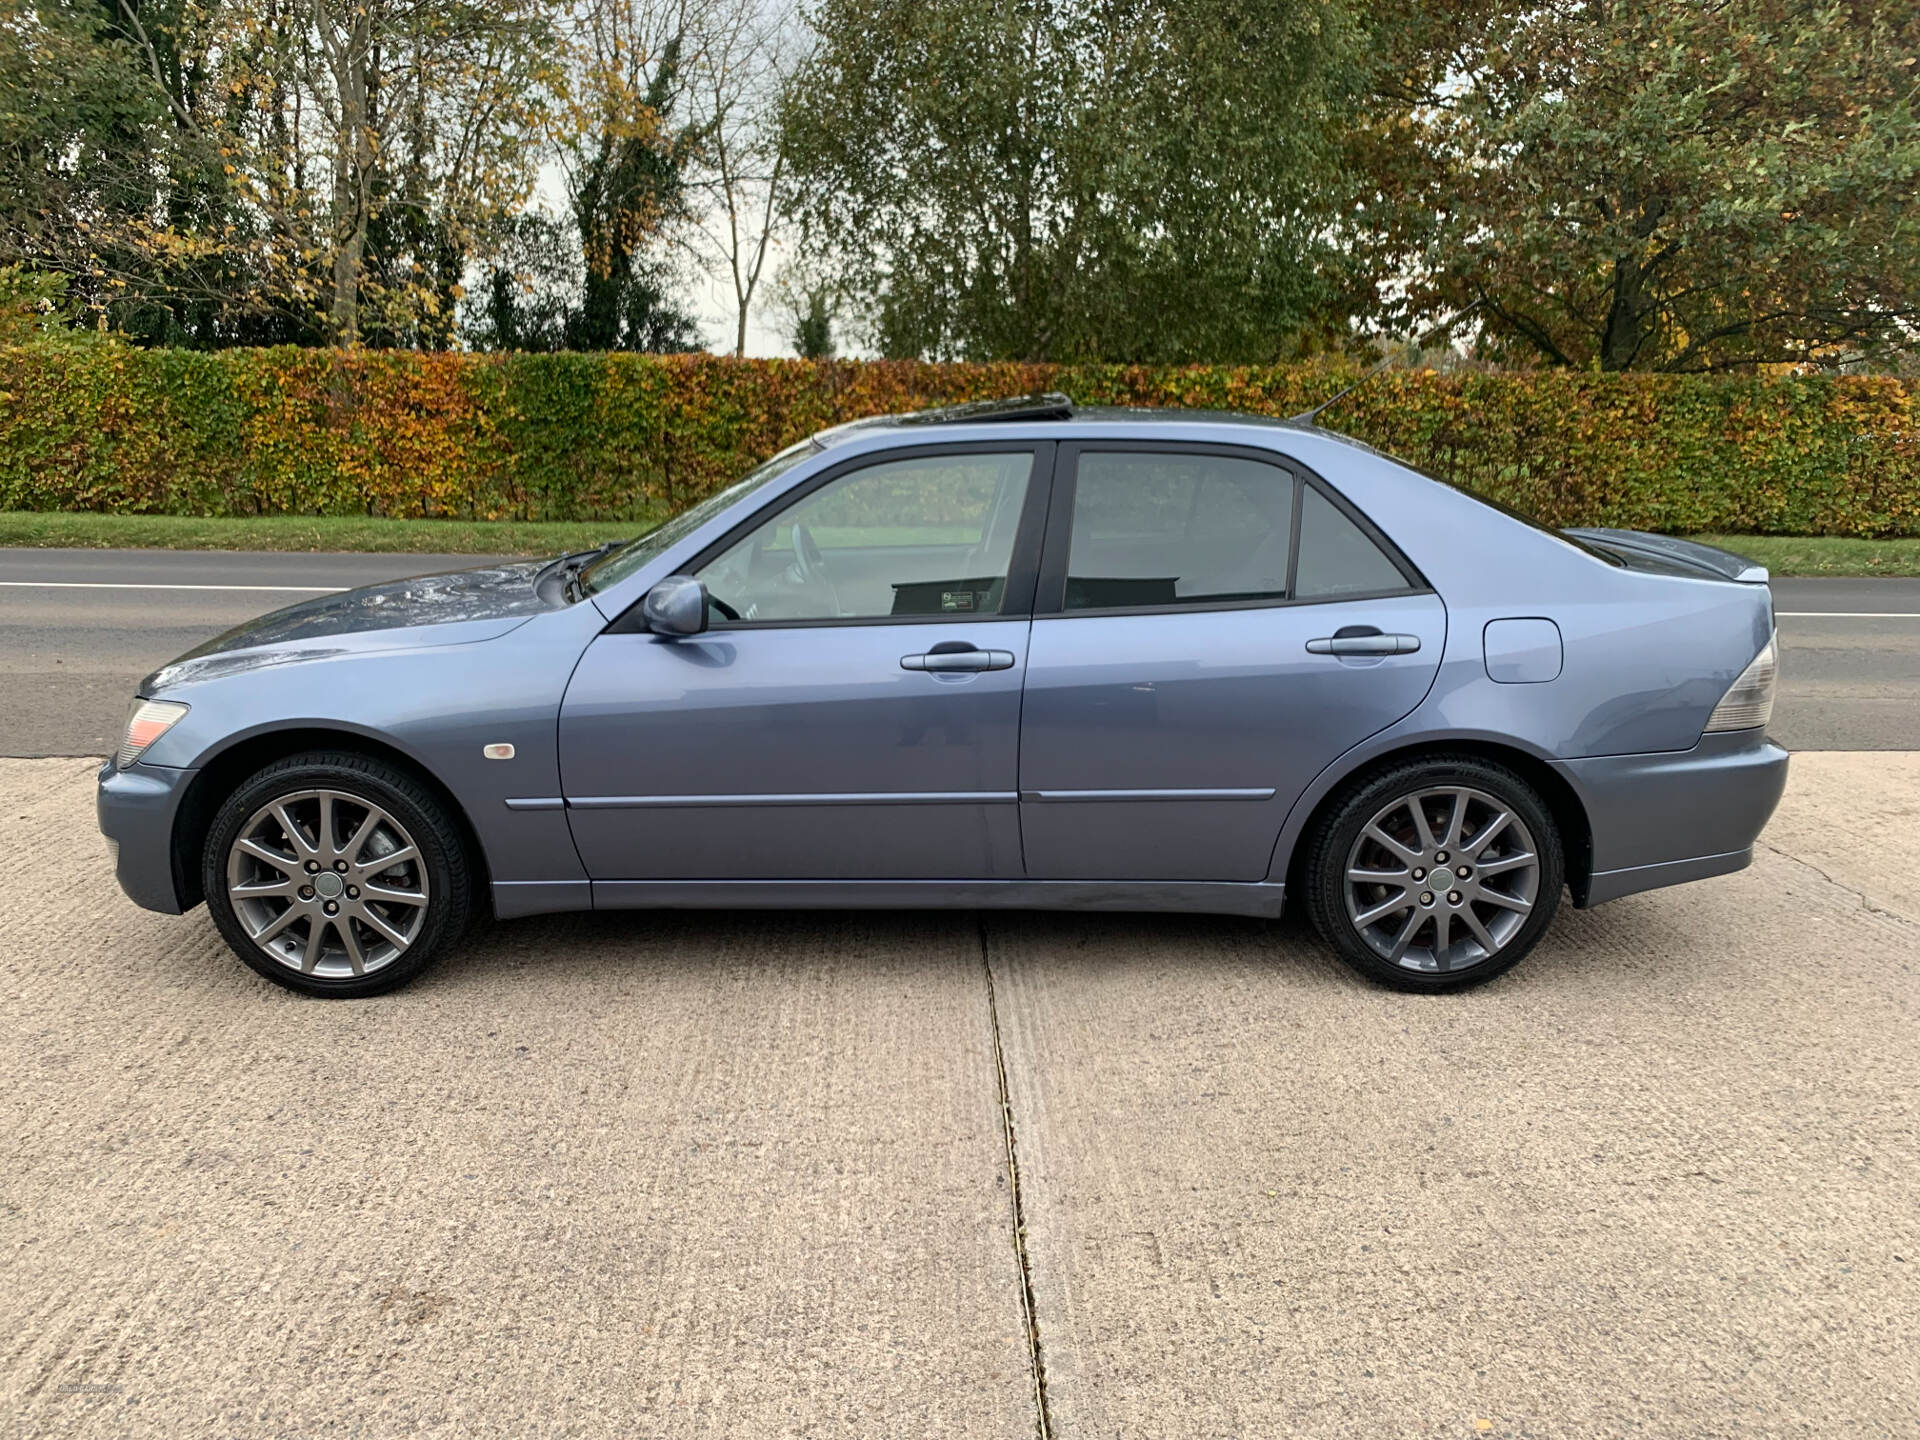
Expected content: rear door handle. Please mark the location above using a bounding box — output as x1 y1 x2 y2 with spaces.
1306 633 1421 655
901 648 1016 672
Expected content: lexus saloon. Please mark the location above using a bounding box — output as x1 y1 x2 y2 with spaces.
98 397 1788 997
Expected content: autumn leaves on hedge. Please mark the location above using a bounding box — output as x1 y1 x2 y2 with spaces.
0 347 1914 537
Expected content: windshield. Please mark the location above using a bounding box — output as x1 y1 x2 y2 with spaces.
579 441 817 595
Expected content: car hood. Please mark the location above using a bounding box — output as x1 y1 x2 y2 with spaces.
142 559 559 692
1564 529 1769 584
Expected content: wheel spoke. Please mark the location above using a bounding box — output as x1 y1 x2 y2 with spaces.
273 802 317 858
298 916 326 972
231 877 297 900
362 843 419 876
235 838 300 875
1479 888 1532 914
359 881 427 908
1406 797 1438 852
1459 905 1499 956
315 793 338 858
337 919 366 976
1476 850 1535 877
1441 789 1467 849
1353 891 1414 928
1431 910 1453 969
343 804 391 864
1469 812 1512 857
251 904 302 944
1347 866 1408 885
1385 909 1423 963
1364 825 1421 866
356 905 412 951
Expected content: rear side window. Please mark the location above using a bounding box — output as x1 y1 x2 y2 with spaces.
1064 452 1296 610
1293 484 1411 598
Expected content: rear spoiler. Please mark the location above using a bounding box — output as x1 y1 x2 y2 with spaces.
1564 528 1769 584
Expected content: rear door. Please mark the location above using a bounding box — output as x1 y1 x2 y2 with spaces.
1017 443 1445 881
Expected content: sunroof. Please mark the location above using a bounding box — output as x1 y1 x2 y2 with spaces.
893 392 1074 425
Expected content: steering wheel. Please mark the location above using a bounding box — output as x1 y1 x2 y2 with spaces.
785 521 841 614
790 521 826 584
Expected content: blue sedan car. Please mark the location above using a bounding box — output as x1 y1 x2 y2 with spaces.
98 397 1787 996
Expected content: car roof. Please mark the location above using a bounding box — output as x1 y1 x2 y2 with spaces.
811 398 1387 462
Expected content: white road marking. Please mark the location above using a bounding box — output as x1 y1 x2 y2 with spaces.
0 580 341 593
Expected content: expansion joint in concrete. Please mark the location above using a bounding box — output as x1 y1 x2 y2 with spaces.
978 919 1052 1440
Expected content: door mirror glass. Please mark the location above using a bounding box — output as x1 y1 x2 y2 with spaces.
642 575 710 636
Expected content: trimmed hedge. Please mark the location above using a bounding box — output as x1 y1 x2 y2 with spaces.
0 347 1914 535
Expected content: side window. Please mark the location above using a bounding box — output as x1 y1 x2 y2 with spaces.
1064 452 1296 610
1293 484 1412 598
696 451 1033 623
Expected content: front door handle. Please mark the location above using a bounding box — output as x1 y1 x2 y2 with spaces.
1306 632 1421 656
901 646 1016 672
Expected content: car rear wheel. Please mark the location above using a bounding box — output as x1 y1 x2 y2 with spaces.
202 752 471 998
1303 756 1563 992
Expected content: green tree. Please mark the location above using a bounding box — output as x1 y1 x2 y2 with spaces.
547 2 703 353
1360 0 1920 371
2 0 556 348
778 0 1362 362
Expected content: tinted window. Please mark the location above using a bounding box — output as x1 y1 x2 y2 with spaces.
1293 485 1411 597
1064 452 1295 610
697 451 1033 622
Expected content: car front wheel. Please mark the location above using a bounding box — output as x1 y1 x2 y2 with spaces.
202 752 471 998
1304 755 1564 992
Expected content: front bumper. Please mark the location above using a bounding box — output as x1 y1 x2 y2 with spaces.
1558 730 1790 906
96 759 197 914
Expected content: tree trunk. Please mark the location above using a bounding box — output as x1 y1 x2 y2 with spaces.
328 5 373 348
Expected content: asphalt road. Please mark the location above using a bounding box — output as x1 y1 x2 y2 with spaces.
5 751 1917 1437
3 547 1918 755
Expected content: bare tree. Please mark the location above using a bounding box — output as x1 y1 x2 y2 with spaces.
682 0 802 356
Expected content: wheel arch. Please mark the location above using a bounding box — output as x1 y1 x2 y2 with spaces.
1277 737 1594 907
170 726 492 914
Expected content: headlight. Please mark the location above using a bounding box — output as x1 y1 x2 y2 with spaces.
116 698 190 768
1703 635 1776 733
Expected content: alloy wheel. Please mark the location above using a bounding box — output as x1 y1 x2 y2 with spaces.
224 788 430 979
1342 785 1540 974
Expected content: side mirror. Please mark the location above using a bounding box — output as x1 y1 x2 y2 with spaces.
641 576 710 637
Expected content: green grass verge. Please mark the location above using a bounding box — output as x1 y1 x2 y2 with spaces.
2 511 1918 575
0 510 663 555
1687 534 1920 578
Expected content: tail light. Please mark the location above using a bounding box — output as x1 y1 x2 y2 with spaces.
116 699 190 768
1703 636 1776 733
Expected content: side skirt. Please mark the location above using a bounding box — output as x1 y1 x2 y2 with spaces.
589 878 1288 919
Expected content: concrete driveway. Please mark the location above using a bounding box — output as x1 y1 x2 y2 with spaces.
3 755 1917 1438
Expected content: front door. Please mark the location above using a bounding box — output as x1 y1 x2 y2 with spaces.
1017 444 1446 881
559 444 1051 879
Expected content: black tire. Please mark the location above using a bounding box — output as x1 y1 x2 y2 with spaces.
1302 754 1564 993
202 751 472 998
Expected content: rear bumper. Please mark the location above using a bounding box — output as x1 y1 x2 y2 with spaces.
1558 731 1789 906
96 759 196 914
